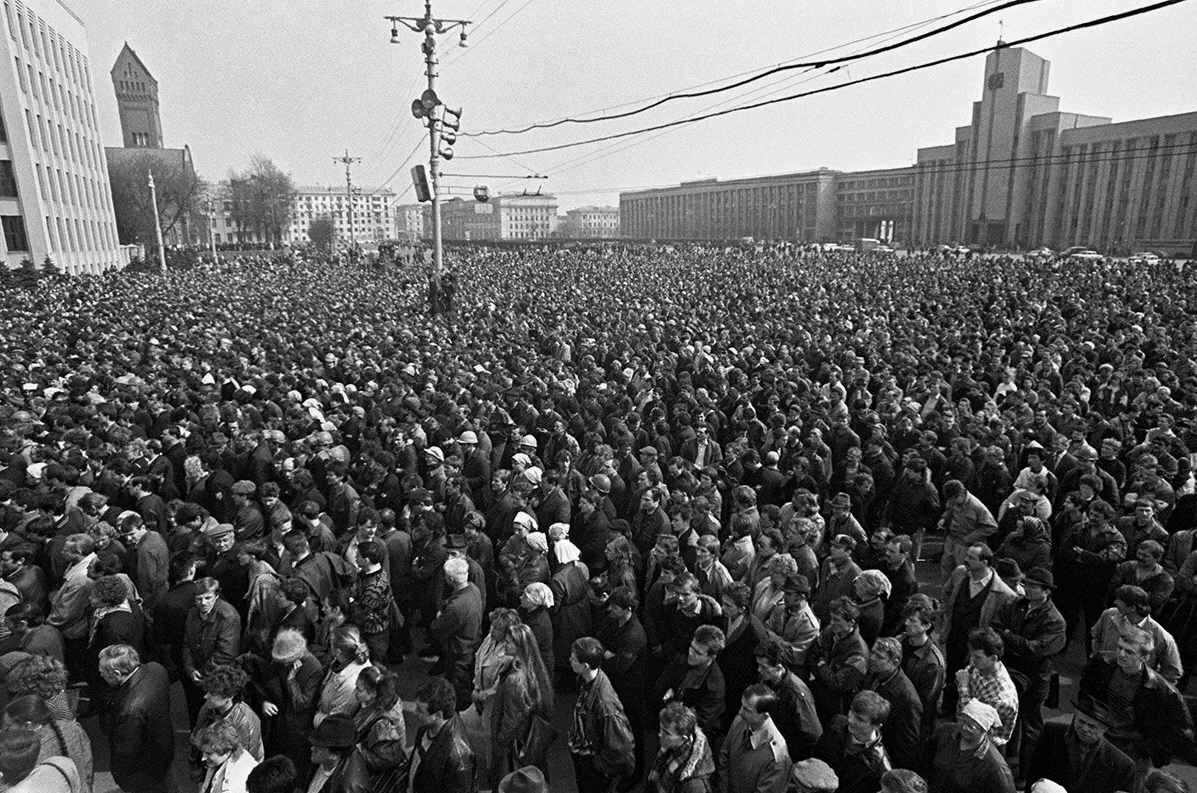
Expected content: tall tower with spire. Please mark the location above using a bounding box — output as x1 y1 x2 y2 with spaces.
110 42 162 148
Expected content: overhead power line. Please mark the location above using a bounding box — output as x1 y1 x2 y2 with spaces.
463 0 1006 138
457 0 1189 160
467 0 1040 137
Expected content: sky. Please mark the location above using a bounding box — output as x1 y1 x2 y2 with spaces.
71 0 1197 212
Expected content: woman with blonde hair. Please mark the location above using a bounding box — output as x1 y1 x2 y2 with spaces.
314 625 370 727
464 608 522 780
490 622 556 784
193 719 259 793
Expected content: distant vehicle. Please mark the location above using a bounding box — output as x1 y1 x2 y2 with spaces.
855 237 881 252
1066 249 1103 261
1026 246 1055 260
875 244 895 254
1129 251 1160 265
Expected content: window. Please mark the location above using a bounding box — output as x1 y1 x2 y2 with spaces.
2 215 29 250
15 56 25 91
0 160 15 197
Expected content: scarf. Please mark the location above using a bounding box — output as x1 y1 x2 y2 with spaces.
648 728 715 792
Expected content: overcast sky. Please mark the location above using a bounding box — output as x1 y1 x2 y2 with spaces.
71 0 1197 211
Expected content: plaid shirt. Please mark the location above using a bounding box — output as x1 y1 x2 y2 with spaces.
959 661 1019 745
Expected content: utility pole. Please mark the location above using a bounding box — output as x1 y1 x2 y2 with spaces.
334 150 362 251
388 3 469 279
147 171 166 272
203 195 218 262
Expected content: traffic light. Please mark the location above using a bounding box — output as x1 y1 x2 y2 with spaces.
473 185 490 203
411 165 431 202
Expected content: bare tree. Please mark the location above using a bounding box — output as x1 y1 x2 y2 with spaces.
108 151 205 245
228 155 296 245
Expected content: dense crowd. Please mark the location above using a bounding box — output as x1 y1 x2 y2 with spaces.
0 244 1194 793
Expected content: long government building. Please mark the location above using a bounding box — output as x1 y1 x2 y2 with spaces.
620 47 1197 255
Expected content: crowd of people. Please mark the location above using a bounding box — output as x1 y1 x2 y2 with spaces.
0 244 1194 793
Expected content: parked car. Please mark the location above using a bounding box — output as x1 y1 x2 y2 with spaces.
1066 249 1103 261
1026 246 1055 261
1129 251 1160 265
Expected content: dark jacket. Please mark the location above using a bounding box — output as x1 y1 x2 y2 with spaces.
655 657 726 743
183 598 242 677
806 627 868 722
867 668 922 770
411 714 475 793
991 597 1066 679
1077 656 1193 766
571 669 635 778
430 583 483 707
109 662 176 792
815 715 892 793
1024 721 1135 793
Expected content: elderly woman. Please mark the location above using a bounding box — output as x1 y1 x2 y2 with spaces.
851 569 892 645
648 702 716 793
752 553 796 623
520 582 555 675
193 719 260 793
191 663 263 780
1108 539 1174 613
926 700 1016 793
549 534 592 684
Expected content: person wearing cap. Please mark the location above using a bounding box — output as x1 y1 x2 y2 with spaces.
244 628 322 779
229 480 266 543
760 572 819 668
1024 694 1135 793
718 682 792 793
1057 444 1120 513
458 430 491 503
1088 584 1183 684
926 699 1016 793
306 713 366 793
826 493 867 560
939 543 1016 714
991 566 1065 758
994 558 1024 596
812 534 861 625
498 764 549 793
790 758 838 793
1077 623 1192 769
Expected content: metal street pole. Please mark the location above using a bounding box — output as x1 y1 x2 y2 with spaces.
388 4 470 279
147 171 166 272
204 196 218 261
334 151 361 253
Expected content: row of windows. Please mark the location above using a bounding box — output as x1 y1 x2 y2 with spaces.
14 54 99 134
0 210 117 255
5 1 92 96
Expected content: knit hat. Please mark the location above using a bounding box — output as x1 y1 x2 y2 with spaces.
272 628 308 664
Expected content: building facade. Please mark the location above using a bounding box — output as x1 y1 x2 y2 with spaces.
110 42 160 148
394 202 426 240
289 185 396 245
561 205 620 238
0 0 125 272
620 170 839 241
439 192 558 241
834 167 915 242
912 46 1197 253
620 48 1196 254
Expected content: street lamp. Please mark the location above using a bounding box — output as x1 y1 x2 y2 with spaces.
387 3 470 279
147 171 166 272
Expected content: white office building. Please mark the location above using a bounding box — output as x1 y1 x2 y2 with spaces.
0 0 125 272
